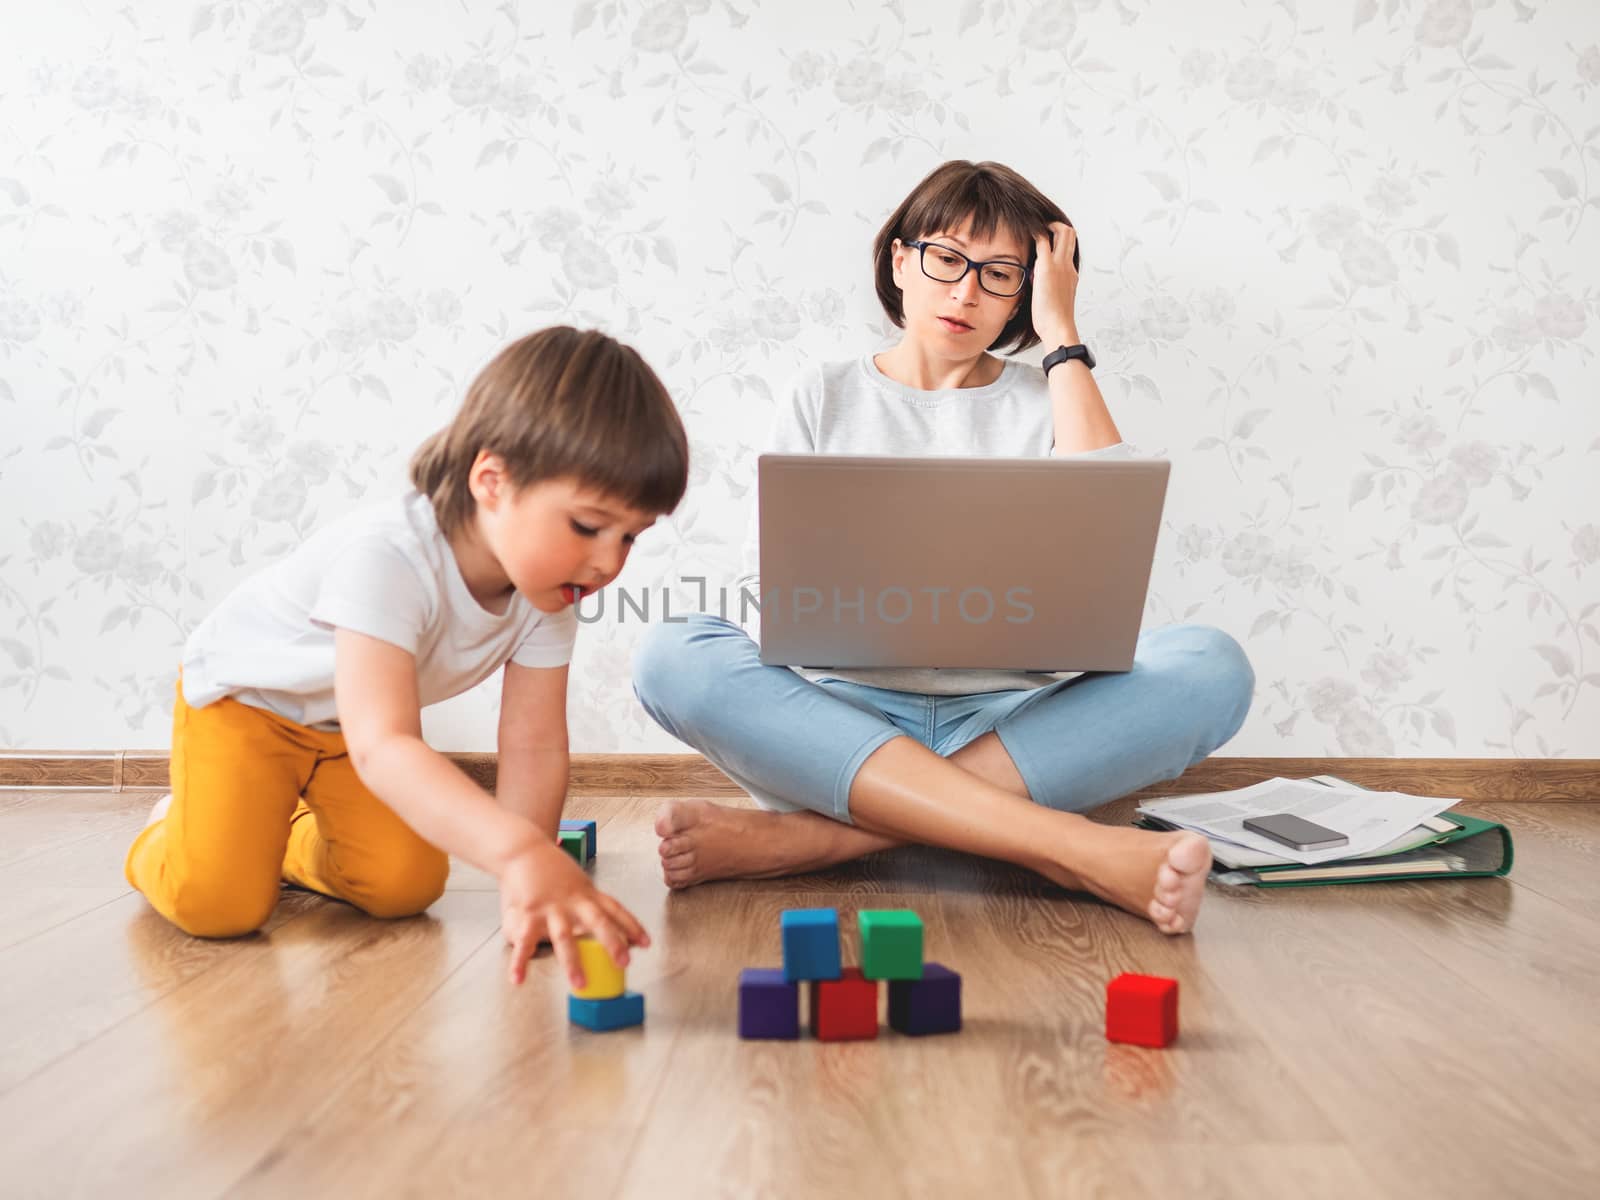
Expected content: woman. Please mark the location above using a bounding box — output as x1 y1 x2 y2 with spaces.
632 161 1253 934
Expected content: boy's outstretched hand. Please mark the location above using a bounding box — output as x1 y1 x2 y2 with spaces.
497 841 650 987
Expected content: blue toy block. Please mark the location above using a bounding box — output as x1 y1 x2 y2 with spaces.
560 818 597 861
781 908 841 982
568 991 645 1032
738 968 800 1040
888 962 961 1036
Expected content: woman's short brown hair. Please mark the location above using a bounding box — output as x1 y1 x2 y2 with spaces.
873 160 1076 354
409 326 689 537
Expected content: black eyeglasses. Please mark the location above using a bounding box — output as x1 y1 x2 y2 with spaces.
904 240 1031 298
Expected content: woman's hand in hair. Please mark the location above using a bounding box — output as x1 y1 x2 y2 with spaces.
1030 220 1081 348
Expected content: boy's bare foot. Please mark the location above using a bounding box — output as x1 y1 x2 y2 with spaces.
144 793 173 829
1040 820 1212 935
654 800 882 888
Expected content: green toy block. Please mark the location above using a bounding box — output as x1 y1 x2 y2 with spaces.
560 818 598 860
558 828 589 866
859 909 924 980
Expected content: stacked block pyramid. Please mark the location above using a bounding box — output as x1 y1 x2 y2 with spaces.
738 907 961 1041
567 936 645 1032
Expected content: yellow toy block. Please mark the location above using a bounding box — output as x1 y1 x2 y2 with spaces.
572 937 625 999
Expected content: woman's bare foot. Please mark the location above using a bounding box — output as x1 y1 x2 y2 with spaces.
1042 819 1212 935
656 798 1209 933
654 799 894 888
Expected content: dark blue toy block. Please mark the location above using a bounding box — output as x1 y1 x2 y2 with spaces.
560 818 597 861
738 968 800 1040
888 961 961 1036
568 991 645 1031
781 908 841 982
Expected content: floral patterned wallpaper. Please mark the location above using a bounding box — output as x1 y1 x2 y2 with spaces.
1 0 1596 757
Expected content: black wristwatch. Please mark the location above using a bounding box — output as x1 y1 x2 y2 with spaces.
1042 343 1096 374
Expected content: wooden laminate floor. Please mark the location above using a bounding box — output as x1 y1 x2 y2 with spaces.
1 788 1597 1199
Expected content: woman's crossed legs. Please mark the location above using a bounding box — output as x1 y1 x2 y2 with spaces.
632 614 1254 933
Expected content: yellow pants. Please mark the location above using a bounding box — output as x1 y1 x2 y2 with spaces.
125 680 449 938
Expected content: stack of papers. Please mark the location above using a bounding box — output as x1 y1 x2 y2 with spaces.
1136 777 1461 867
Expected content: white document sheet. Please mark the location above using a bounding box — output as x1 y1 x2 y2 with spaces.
1136 777 1460 865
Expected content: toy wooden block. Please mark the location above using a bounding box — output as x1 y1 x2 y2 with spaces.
568 991 644 1031
738 968 800 1040
859 909 924 980
781 908 841 982
572 937 625 1000
888 962 961 1036
558 828 589 866
560 818 597 861
1105 973 1179 1047
809 967 878 1041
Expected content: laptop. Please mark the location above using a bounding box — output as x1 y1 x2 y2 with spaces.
757 454 1170 672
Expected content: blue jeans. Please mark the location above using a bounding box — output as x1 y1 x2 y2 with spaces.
632 614 1254 823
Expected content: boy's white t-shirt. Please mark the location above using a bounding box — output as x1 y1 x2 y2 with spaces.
181 490 578 729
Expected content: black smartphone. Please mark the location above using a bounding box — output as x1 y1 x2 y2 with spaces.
1242 812 1349 851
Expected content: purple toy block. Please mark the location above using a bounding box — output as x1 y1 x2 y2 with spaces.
887 961 962 1036
738 967 800 1040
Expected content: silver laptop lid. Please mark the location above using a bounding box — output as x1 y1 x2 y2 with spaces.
757 454 1170 672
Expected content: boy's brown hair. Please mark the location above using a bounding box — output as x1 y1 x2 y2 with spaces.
410 326 689 536
872 160 1077 354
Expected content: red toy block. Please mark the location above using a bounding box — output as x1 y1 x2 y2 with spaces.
809 967 879 1041
1105 973 1179 1047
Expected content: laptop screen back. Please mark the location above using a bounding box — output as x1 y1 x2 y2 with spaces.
757 454 1170 672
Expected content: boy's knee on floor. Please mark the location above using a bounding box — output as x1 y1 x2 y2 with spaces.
166 875 280 939
343 845 449 919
